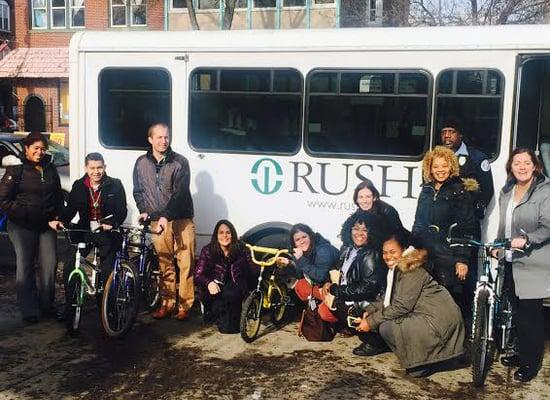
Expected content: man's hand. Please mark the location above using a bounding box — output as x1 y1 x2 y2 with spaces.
101 224 113 231
157 217 168 233
138 213 149 223
48 220 64 231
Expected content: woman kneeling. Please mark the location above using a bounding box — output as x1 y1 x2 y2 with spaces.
355 233 465 377
195 220 251 333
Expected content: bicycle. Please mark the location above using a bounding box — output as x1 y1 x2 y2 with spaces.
63 227 103 335
447 230 522 387
239 244 291 343
100 219 161 337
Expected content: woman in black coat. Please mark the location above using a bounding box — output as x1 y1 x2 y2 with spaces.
346 179 407 242
411 146 476 322
0 132 63 323
318 211 386 328
194 220 251 333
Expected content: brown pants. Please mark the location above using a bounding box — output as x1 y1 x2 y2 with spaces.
151 218 195 311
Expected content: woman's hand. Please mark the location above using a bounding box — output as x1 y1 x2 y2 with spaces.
293 247 304 260
356 318 371 333
276 257 290 267
511 237 527 249
207 281 221 295
320 282 332 300
48 220 64 231
455 262 468 281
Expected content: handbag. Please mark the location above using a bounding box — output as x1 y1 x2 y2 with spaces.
297 285 335 342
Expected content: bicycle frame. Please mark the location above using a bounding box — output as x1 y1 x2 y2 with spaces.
66 236 101 298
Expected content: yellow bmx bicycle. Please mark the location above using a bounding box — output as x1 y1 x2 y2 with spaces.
240 244 291 343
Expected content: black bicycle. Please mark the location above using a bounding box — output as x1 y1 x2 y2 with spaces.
448 231 522 387
100 219 161 337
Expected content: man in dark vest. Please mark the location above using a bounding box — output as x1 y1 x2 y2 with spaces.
440 118 494 333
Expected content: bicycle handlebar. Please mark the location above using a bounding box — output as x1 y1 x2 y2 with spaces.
245 243 290 267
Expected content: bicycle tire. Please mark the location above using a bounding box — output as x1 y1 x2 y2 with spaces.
65 277 83 335
270 284 287 326
101 261 139 338
497 290 515 353
142 253 161 312
472 288 495 387
240 291 262 343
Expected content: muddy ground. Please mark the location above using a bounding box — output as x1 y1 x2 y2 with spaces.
1 258 549 400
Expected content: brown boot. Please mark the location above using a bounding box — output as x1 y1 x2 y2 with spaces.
152 305 174 320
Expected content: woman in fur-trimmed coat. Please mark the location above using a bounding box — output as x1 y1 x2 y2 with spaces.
354 234 465 377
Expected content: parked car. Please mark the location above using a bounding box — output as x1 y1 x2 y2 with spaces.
0 133 70 231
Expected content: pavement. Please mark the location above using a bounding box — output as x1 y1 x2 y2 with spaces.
1 251 550 400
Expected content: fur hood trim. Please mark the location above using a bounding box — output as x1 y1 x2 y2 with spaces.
461 177 480 192
397 248 428 273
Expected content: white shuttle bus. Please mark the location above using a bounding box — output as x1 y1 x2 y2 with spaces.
69 25 550 248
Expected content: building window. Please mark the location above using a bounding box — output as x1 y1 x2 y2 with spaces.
99 68 171 149
283 0 305 6
0 1 10 31
306 69 431 158
59 80 69 126
111 0 147 27
198 0 219 9
31 0 85 29
254 0 276 8
172 0 185 8
189 68 302 154
435 69 504 159
70 0 85 27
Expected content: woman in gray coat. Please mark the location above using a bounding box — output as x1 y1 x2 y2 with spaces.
354 233 465 377
497 148 550 382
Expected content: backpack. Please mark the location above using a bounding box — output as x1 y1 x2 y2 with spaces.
298 304 335 342
0 165 23 231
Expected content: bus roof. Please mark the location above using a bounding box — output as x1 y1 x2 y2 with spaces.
71 25 550 53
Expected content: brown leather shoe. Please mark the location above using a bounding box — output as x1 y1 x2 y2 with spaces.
175 308 190 321
151 306 174 320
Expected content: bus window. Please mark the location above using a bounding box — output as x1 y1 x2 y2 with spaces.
98 68 171 149
435 69 504 159
306 69 431 158
189 68 302 154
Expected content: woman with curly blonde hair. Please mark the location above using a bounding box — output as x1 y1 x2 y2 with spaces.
353 233 465 377
411 146 477 326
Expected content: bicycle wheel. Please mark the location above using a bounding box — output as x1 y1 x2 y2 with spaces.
270 284 287 326
471 288 495 387
101 261 139 337
497 290 515 353
142 254 161 312
240 290 262 343
65 277 83 335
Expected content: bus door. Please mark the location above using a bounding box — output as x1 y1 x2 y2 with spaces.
514 55 550 175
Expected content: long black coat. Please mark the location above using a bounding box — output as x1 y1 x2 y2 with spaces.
411 176 476 284
60 174 127 229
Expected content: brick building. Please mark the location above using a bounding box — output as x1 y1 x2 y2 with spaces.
0 0 165 141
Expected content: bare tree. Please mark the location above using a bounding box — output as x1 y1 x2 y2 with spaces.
185 0 238 30
408 0 550 26
384 0 411 26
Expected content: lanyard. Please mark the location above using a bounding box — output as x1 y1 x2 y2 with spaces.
89 187 102 210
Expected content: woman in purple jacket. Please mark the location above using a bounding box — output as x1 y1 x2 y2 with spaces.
195 220 251 333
